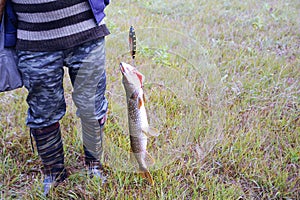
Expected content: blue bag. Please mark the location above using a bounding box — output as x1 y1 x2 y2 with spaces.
0 9 23 92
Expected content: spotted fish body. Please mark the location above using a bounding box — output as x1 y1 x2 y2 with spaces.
120 62 158 185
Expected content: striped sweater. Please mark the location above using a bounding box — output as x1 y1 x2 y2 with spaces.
11 0 110 51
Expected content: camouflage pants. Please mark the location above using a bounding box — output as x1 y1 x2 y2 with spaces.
18 37 108 129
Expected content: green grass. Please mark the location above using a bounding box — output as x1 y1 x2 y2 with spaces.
1 0 299 199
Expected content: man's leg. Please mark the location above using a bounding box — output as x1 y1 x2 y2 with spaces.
18 51 67 195
65 37 108 181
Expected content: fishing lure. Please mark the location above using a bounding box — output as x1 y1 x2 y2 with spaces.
129 26 136 62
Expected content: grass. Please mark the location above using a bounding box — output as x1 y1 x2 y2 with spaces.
1 0 299 199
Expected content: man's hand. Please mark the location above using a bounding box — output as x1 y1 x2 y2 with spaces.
0 0 7 21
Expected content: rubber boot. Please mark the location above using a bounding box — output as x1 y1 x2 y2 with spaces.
81 116 106 183
31 122 67 196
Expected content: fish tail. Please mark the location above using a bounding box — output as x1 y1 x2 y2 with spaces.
140 170 154 186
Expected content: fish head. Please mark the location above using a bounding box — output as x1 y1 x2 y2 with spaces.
120 62 145 94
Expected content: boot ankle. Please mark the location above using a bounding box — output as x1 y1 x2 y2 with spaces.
31 122 67 195
81 117 105 167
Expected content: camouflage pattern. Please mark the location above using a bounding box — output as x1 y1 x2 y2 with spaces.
82 117 104 165
17 37 108 129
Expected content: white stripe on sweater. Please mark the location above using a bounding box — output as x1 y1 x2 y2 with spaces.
18 19 97 40
16 2 90 23
12 0 56 4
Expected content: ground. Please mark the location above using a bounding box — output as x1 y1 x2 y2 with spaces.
0 0 299 199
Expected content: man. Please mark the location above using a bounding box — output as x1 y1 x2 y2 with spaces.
1 0 110 195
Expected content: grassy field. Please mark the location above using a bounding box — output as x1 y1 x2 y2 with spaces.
1 0 299 199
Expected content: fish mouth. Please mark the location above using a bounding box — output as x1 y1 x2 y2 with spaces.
120 62 125 74
120 62 144 87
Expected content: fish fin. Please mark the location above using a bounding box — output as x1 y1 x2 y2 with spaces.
140 170 154 186
136 72 144 86
148 127 161 137
138 96 143 109
142 127 161 137
145 151 155 166
129 151 137 166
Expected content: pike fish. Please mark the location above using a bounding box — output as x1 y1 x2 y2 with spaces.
120 62 159 185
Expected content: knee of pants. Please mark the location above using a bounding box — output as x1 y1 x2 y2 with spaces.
73 71 108 120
